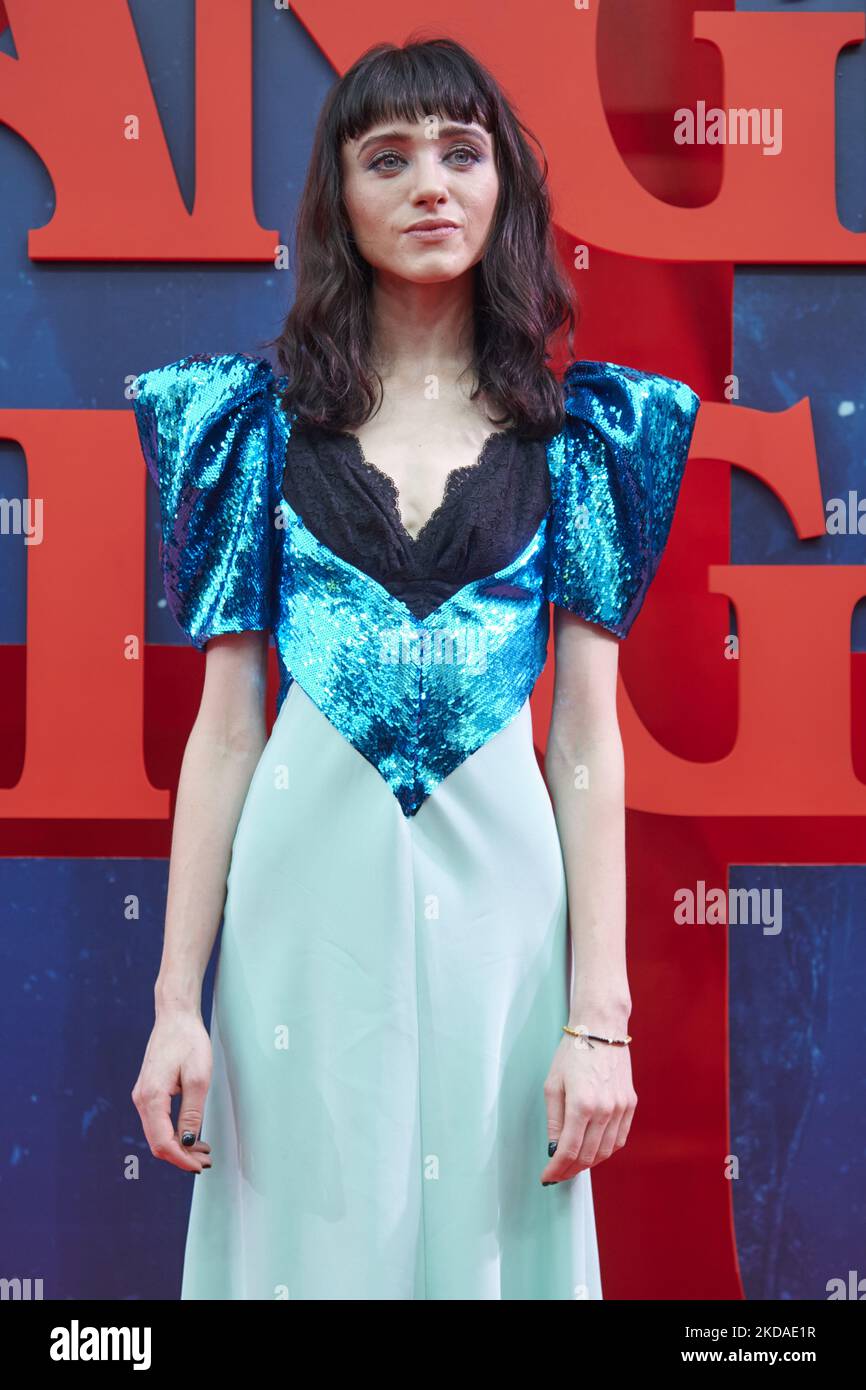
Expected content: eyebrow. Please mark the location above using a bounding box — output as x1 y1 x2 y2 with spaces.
356 123 488 157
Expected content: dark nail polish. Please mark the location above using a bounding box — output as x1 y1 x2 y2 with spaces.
548 1141 558 1157
181 1131 196 1147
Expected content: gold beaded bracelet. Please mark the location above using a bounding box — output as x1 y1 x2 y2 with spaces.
563 1023 632 1048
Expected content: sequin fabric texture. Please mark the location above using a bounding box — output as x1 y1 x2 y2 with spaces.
133 353 700 816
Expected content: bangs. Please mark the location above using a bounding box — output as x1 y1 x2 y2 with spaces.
331 41 496 145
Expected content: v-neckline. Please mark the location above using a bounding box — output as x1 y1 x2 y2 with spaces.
272 376 556 627
331 424 519 545
284 489 552 631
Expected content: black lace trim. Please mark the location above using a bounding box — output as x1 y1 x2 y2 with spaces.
280 422 551 618
329 425 519 544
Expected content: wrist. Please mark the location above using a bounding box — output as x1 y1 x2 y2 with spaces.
155 974 203 1016
567 995 631 1035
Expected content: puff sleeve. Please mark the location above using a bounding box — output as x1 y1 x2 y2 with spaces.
132 353 280 650
544 360 701 638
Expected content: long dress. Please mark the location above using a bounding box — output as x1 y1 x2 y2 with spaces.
133 352 701 1300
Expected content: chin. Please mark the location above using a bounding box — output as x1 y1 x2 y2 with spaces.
406 266 469 286
399 249 473 273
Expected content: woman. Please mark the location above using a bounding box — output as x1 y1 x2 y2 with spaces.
131 37 700 1300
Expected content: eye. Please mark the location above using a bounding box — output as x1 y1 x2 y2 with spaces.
368 144 483 173
448 145 482 166
368 150 405 172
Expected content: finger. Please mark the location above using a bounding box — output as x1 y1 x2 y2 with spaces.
183 1137 212 1159
610 1093 637 1153
567 1109 616 1173
138 1088 204 1173
587 1078 637 1165
177 1071 210 1159
541 1075 566 1183
541 1103 590 1183
587 1109 624 1166
553 1088 636 1177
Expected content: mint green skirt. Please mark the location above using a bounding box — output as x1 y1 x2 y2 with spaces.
181 680 603 1300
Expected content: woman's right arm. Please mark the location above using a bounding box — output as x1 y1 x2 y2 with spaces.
132 629 270 1173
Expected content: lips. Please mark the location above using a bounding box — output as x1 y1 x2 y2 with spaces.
402 221 462 244
404 220 459 232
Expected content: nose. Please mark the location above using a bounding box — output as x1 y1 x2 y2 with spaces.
408 150 450 204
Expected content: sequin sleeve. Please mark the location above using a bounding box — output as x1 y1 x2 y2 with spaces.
544 360 701 638
132 352 280 650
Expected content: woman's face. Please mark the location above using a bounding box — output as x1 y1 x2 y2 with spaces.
341 114 499 284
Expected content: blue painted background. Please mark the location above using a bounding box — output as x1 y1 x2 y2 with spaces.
0 859 219 1299
732 0 866 1301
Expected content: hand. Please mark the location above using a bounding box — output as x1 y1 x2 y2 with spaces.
132 1008 213 1174
540 1032 637 1184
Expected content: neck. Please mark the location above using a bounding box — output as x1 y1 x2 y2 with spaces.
367 268 477 390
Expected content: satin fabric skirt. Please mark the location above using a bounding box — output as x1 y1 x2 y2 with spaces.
180 679 603 1300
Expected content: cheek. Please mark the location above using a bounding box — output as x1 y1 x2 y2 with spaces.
349 209 379 249
345 183 395 249
464 177 500 234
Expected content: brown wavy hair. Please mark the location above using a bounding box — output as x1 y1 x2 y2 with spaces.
259 34 579 440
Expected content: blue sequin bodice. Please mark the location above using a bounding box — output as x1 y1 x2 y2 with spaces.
133 353 700 816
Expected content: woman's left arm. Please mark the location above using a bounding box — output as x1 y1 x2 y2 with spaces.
539 604 638 1186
